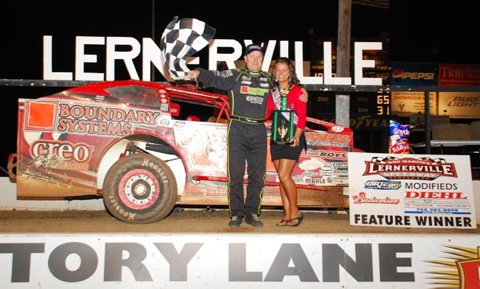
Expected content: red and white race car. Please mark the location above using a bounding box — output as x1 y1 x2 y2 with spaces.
7 79 355 223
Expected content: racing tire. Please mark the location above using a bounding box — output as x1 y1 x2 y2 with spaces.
102 153 178 224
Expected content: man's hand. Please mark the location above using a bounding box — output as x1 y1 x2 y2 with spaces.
300 88 309 103
187 70 200 80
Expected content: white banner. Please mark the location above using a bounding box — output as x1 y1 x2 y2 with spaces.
0 234 479 289
348 152 476 229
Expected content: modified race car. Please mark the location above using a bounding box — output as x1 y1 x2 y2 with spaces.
7 79 355 223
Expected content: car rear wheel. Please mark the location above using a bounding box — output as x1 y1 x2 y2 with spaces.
102 153 177 224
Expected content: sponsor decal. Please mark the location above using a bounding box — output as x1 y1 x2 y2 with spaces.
392 69 435 80
307 133 351 148
352 192 401 205
364 180 402 190
442 95 480 108
30 140 92 166
362 156 457 180
240 86 269 97
55 103 161 136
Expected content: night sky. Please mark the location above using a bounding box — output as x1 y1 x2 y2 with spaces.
1 0 478 80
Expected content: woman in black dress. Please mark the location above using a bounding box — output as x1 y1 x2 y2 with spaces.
266 58 307 226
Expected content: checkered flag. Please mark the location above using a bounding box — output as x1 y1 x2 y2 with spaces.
418 157 447 164
159 16 216 80
370 156 398 163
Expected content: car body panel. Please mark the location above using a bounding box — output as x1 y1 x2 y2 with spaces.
8 79 354 213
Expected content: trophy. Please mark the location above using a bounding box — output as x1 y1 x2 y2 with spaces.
272 96 295 144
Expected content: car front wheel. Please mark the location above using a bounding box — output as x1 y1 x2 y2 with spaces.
102 153 177 224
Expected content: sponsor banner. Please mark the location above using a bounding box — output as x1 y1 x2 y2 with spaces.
438 92 480 119
391 62 437 86
439 63 480 86
348 152 476 229
390 62 438 116
0 234 479 289
391 91 438 115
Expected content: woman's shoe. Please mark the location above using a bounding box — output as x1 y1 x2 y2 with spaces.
287 214 303 227
276 219 289 226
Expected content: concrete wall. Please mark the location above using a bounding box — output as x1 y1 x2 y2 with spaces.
0 177 104 211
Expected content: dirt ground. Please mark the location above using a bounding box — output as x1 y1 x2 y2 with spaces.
1 207 479 234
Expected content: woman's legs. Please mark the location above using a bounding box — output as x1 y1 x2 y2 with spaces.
274 158 300 222
273 160 288 225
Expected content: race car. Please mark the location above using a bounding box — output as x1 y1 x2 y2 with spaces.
7 79 355 223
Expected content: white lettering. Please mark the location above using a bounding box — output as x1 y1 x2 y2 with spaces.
106 37 141 80
43 36 383 85
141 37 162 81
323 41 350 85
354 42 383 85
75 36 105 81
208 39 243 70
43 36 73 80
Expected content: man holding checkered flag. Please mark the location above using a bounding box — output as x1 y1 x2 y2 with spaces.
187 43 271 228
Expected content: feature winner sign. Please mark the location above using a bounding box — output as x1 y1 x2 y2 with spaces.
348 152 477 229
